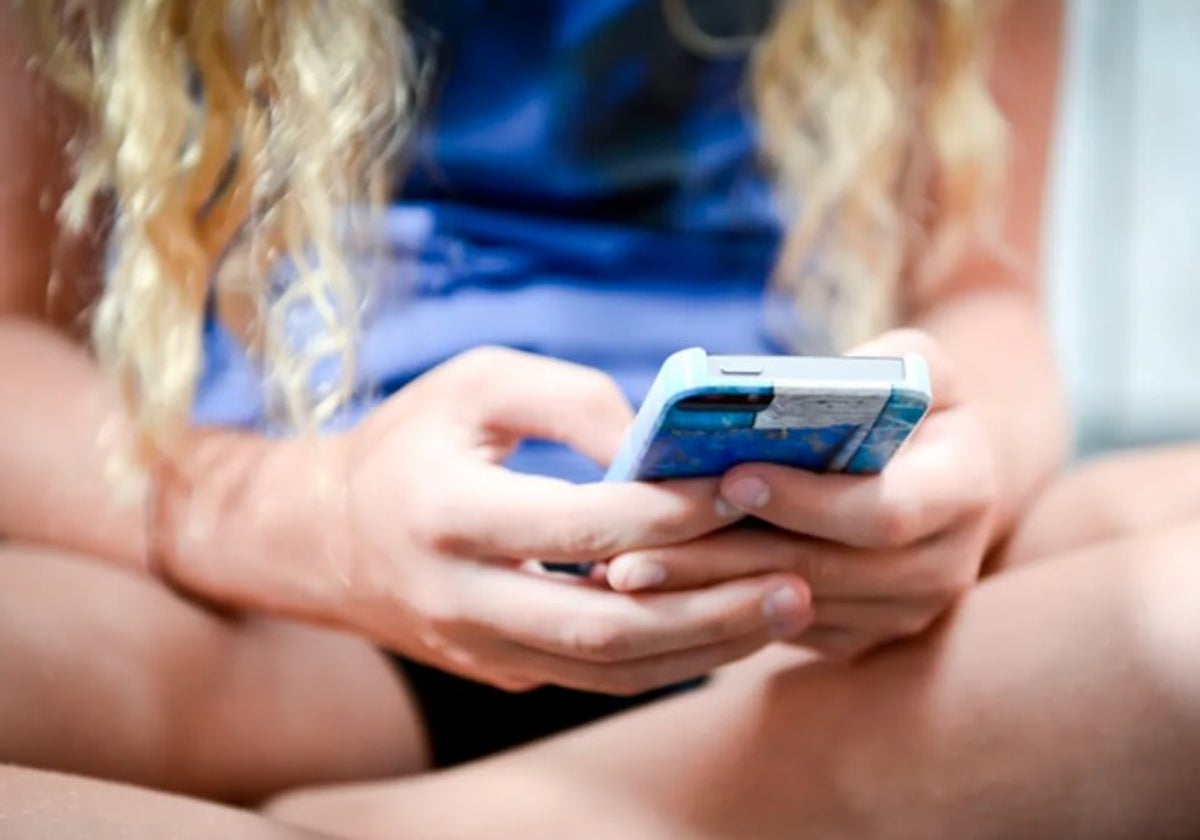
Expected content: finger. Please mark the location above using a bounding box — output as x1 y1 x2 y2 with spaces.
401 636 544 694
792 596 954 662
452 563 813 663
612 528 980 604
810 597 944 640
502 626 779 696
608 528 800 592
718 410 990 548
789 626 879 661
413 466 738 562
445 346 634 465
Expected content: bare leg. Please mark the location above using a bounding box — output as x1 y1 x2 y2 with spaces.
998 444 1200 566
9 447 1199 835
0 765 330 840
0 543 427 803
271 521 1200 839
269 448 1200 839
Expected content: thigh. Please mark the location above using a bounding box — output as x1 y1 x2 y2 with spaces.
1 765 323 840
996 443 1200 569
0 543 429 803
271 520 1200 840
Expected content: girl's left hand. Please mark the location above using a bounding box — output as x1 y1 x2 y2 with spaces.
604 330 998 660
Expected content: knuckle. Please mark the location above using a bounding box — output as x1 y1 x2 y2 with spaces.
564 615 635 662
897 553 976 607
440 644 483 673
940 569 977 602
553 519 618 560
445 346 520 395
413 581 465 635
604 672 647 697
876 498 921 547
800 549 840 587
799 627 875 661
820 635 868 662
405 496 461 555
961 469 999 519
646 496 706 543
895 605 939 638
494 676 541 693
456 344 515 374
405 501 456 554
974 483 1000 521
578 367 627 411
921 546 984 604
705 603 755 642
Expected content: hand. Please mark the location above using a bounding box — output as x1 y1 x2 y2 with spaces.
604 330 997 661
337 347 813 694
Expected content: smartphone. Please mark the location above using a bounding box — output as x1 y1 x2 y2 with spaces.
605 347 932 481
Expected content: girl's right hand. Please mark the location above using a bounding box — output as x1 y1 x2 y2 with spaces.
336 347 813 694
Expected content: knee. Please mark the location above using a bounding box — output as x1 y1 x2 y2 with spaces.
998 446 1200 569
1133 523 1200 733
0 543 235 779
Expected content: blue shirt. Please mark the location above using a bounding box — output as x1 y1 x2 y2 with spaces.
196 0 795 482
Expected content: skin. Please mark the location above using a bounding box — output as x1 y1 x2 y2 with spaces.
0 3 814 699
600 0 1072 660
269 511 1200 840
0 543 430 802
0 765 329 840
4 452 1199 836
608 328 999 660
4 0 1200 836
0 0 1059 701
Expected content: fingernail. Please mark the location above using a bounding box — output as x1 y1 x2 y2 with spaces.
763 585 807 638
724 476 770 511
618 562 667 591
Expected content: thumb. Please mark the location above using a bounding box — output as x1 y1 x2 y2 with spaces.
451 347 633 465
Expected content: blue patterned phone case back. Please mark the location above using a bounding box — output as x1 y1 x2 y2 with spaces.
605 348 931 481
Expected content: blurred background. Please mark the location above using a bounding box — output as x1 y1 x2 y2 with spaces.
1048 0 1200 454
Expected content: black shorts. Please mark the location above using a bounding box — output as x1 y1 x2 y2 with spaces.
391 656 702 768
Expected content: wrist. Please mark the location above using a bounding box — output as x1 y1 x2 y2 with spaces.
158 429 355 624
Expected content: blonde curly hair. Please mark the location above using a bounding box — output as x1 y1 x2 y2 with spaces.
16 0 1006 458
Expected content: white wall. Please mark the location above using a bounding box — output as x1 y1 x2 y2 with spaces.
1047 0 1200 451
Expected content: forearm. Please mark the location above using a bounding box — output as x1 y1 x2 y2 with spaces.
907 0 1067 538
0 315 348 623
913 282 1071 535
